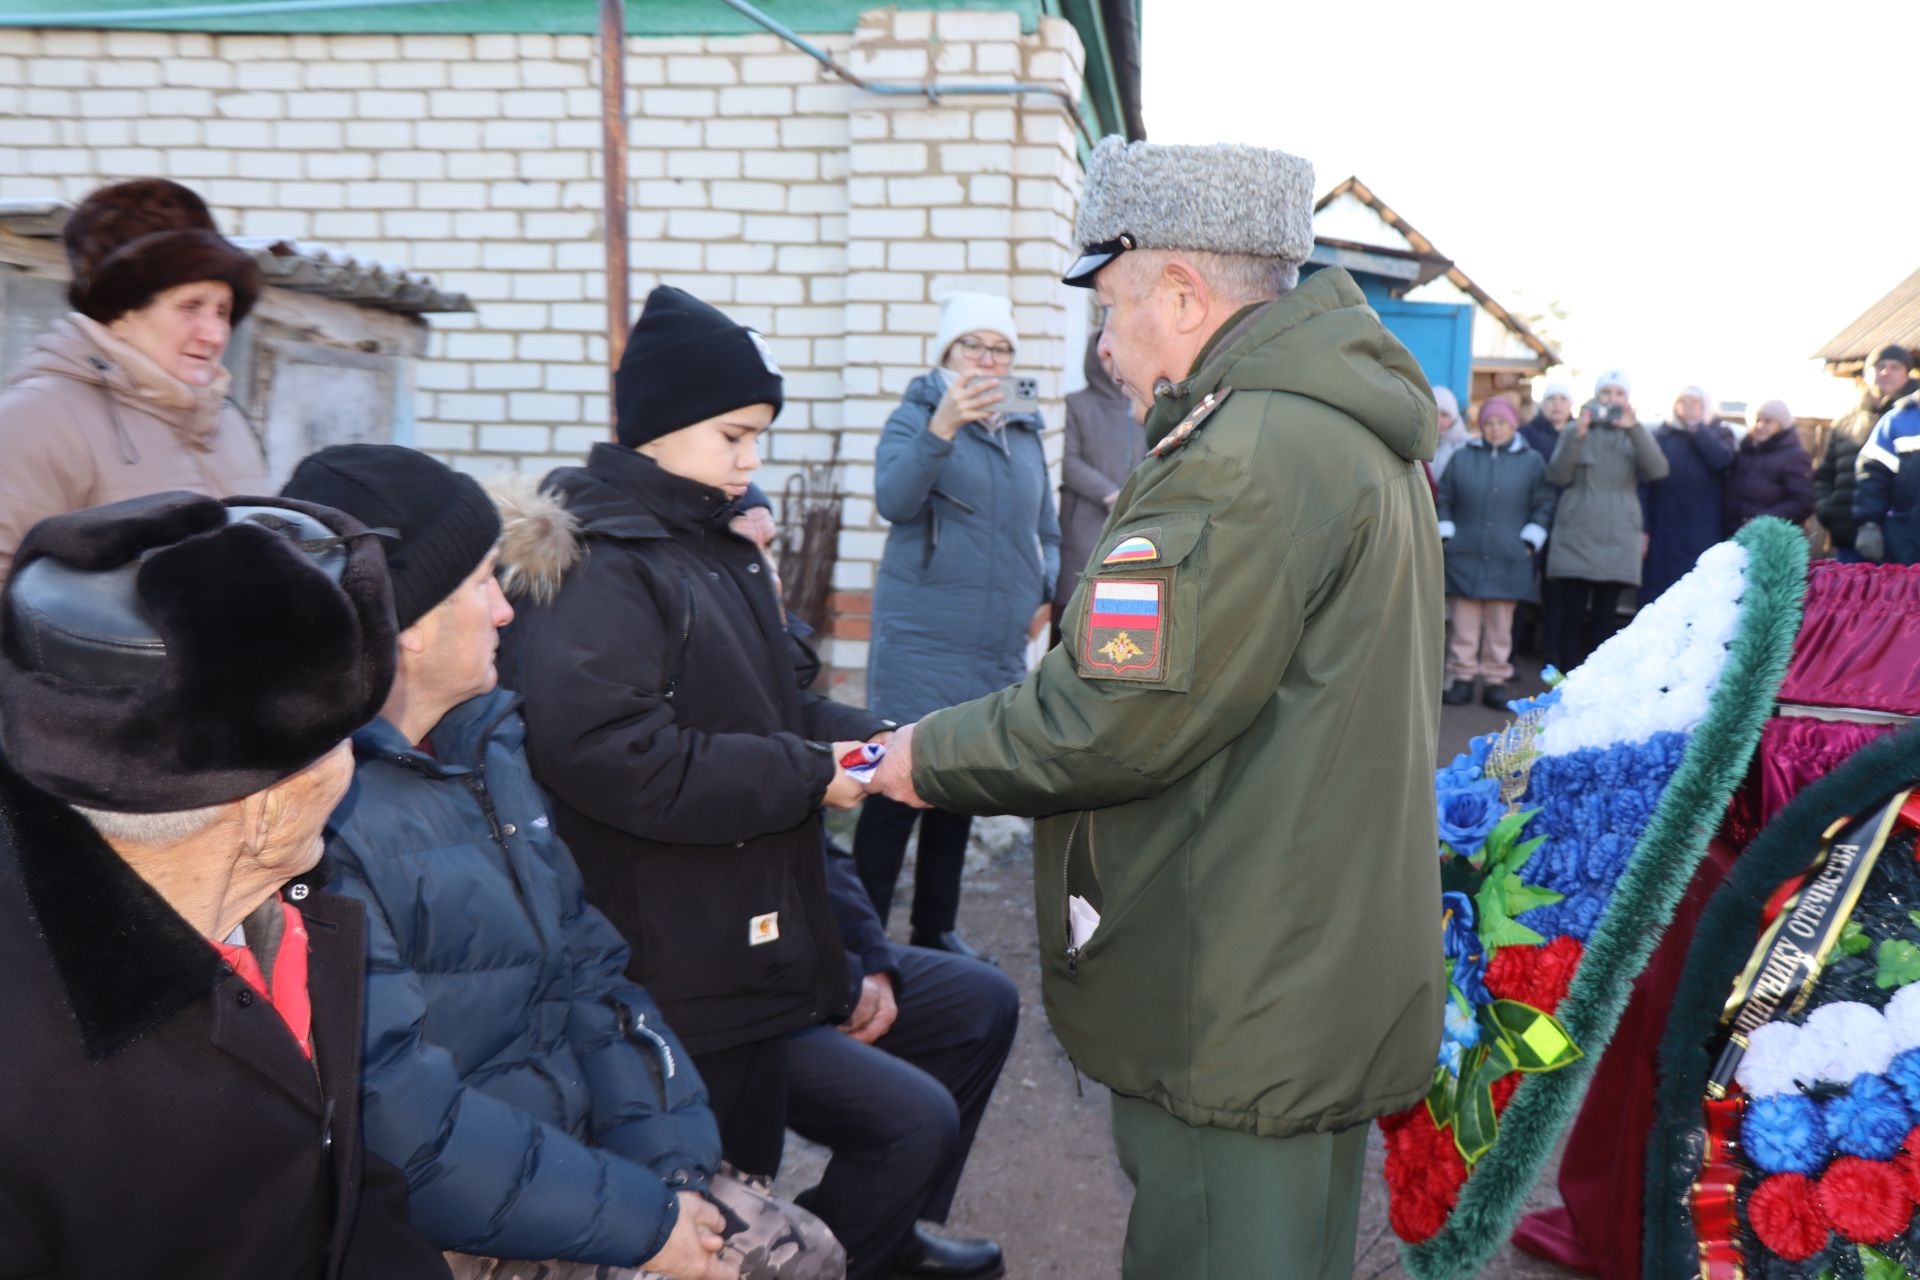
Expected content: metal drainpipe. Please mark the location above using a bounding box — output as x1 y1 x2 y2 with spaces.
712 0 1096 148
598 0 630 437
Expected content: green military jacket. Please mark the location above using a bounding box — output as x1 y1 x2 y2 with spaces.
912 268 1446 1138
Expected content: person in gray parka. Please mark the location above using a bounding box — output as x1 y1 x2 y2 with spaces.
1437 397 1555 709
1544 369 1669 667
1054 332 1146 621
856 292 1061 962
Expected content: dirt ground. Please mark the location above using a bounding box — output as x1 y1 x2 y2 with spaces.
778 658 1588 1278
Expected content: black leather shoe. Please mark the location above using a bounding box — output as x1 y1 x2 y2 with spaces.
909 929 995 965
1442 680 1474 706
891 1225 1005 1279
1481 683 1510 710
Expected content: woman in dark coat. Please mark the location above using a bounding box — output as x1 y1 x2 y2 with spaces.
1724 399 1814 534
495 286 891 1182
858 292 1060 961
1436 397 1555 708
1640 386 1736 602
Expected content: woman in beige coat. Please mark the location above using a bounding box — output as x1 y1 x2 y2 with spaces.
0 178 268 583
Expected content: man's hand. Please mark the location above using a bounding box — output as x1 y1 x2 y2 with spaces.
644 1191 739 1280
839 972 898 1045
1575 404 1592 438
729 506 777 551
1858 523 1887 563
823 740 868 809
865 722 930 808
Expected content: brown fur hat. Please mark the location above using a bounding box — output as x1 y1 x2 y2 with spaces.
63 179 261 326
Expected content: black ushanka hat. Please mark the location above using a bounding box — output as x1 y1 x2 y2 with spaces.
0 491 398 812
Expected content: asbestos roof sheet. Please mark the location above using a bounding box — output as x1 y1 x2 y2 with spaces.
0 200 473 315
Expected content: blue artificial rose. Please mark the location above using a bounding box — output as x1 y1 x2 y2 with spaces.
1438 779 1504 855
1825 1073 1913 1161
1452 947 1493 1009
1888 1049 1920 1114
1743 1093 1826 1175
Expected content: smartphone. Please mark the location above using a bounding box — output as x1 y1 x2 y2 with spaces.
982 375 1041 417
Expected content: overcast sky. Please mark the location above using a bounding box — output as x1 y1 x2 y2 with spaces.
1140 0 1918 419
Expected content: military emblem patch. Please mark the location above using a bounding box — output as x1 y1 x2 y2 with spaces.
1083 578 1164 679
1102 534 1159 565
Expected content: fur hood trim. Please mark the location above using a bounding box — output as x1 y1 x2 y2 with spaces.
488 473 582 606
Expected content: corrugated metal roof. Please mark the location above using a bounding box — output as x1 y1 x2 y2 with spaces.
1814 266 1920 368
0 199 472 315
1312 177 1562 371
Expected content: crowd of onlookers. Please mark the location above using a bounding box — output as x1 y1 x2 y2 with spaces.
1420 344 1920 707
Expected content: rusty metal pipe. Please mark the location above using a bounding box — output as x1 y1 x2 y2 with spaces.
598 0 630 436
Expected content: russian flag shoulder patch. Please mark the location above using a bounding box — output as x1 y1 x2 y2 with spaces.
1082 577 1165 680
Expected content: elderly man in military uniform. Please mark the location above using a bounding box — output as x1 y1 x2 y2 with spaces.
865 138 1446 1278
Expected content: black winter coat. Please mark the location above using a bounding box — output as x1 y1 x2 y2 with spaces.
496 445 889 1056
0 758 448 1280
1640 421 1736 602
1724 428 1815 535
1814 378 1920 549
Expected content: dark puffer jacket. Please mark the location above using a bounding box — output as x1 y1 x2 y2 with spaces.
324 689 720 1265
1724 427 1814 535
1814 377 1920 549
495 444 889 1055
1856 395 1920 563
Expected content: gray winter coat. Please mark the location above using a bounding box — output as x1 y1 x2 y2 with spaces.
870 369 1061 724
1056 339 1145 611
1545 420 1670 585
1436 435 1555 602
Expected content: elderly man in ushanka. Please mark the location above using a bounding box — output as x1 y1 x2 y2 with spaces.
864 137 1447 1277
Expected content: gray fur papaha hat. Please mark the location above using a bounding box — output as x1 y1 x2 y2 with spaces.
1064 136 1315 287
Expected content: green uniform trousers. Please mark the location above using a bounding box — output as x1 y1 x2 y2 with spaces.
1110 1093 1368 1279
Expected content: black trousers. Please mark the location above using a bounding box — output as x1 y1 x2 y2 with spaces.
1549 577 1627 671
786 946 1019 1280
853 795 974 935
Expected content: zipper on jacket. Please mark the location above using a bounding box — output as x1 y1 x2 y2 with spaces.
663 573 698 700
1061 812 1086 975
605 995 677 1080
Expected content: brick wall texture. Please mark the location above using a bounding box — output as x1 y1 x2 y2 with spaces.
0 7 1091 691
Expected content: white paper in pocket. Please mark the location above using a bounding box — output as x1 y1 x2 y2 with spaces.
1068 894 1102 949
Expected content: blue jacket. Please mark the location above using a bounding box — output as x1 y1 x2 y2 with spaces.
1640 421 1736 602
323 688 720 1266
1856 395 1920 564
870 370 1062 723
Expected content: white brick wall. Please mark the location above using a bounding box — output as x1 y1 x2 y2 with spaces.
0 7 1088 687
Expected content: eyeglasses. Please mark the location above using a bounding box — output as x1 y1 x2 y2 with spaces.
954 337 1014 362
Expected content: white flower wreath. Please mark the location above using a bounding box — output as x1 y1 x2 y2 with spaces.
1537 541 1749 755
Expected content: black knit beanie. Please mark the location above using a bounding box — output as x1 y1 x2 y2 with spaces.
1869 343 1915 372
280 444 501 629
614 285 784 448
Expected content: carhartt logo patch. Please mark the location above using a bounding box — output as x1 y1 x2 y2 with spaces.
749 912 780 945
1083 578 1164 680
1102 534 1158 565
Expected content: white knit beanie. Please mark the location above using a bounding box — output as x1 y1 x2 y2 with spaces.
933 292 1019 366
1595 369 1631 396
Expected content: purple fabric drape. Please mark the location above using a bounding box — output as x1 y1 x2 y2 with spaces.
1778 562 1920 716
1723 716 1898 848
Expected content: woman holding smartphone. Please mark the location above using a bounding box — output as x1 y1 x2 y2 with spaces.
858 292 1060 961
